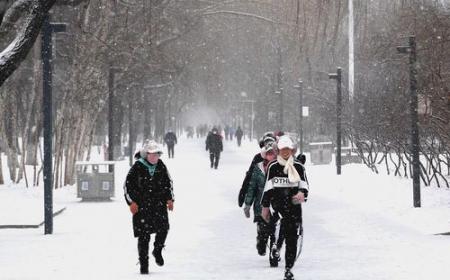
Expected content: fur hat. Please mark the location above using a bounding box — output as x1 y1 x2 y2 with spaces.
140 140 163 158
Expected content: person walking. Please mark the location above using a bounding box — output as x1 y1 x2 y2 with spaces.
124 141 175 274
235 126 244 146
261 135 309 280
243 142 279 263
164 129 177 158
205 127 223 169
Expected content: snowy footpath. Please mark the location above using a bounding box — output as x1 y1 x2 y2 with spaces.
1 137 450 280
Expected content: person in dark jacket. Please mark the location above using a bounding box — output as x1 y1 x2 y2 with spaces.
124 140 175 274
163 130 177 158
261 135 309 280
235 126 244 146
238 133 276 207
243 142 278 260
205 127 223 169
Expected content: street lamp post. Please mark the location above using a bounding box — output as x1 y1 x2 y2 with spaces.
294 80 304 152
108 66 120 170
329 68 342 175
241 99 255 141
42 15 66 235
397 35 421 208
275 88 283 130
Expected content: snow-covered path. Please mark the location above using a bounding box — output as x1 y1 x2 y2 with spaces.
1 137 450 280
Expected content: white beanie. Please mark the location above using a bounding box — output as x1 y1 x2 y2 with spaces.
277 135 294 150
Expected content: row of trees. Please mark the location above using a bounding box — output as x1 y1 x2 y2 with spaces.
0 0 449 188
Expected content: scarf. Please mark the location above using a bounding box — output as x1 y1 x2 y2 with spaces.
276 155 300 183
138 158 157 176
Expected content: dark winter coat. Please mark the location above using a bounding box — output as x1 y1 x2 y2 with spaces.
205 132 223 153
164 132 177 146
235 127 243 139
124 158 174 237
261 159 308 223
238 153 264 207
244 162 267 222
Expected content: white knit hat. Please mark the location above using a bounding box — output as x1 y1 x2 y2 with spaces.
277 135 294 150
140 140 163 158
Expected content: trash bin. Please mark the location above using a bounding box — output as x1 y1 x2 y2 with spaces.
309 142 333 165
76 161 115 201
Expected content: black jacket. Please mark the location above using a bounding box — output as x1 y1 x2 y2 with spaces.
205 132 223 153
261 159 308 222
164 132 177 146
124 158 174 237
238 153 264 207
235 128 243 139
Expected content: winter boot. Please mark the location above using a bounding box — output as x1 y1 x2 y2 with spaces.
139 257 149 274
284 268 294 280
152 245 165 266
269 244 280 267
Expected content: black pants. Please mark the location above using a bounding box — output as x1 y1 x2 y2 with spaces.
256 217 276 248
209 151 220 168
167 144 175 158
137 229 168 263
281 218 301 269
237 137 242 146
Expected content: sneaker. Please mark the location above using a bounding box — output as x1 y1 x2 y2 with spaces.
269 245 280 267
284 268 294 280
152 246 164 266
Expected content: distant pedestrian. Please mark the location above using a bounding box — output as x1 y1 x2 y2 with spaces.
235 126 244 146
124 141 175 274
164 130 177 158
205 127 223 169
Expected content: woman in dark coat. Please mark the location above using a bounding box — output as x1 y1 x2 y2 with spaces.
124 140 174 274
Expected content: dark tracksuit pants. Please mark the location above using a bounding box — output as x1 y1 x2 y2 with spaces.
281 217 302 269
137 229 168 265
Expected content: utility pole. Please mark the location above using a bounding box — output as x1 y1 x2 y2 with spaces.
42 14 66 235
329 68 342 175
397 36 421 207
294 80 304 152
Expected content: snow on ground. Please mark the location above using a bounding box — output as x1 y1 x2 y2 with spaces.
1 136 450 280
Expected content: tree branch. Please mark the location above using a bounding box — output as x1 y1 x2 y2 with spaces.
0 0 57 88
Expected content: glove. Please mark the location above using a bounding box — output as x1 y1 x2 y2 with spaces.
261 207 270 223
243 205 251 218
167 200 174 211
291 192 305 205
129 202 138 215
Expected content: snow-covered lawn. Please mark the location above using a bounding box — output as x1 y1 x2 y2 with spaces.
1 137 450 280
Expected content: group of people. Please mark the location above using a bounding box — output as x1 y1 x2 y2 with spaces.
239 131 309 280
123 129 309 280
